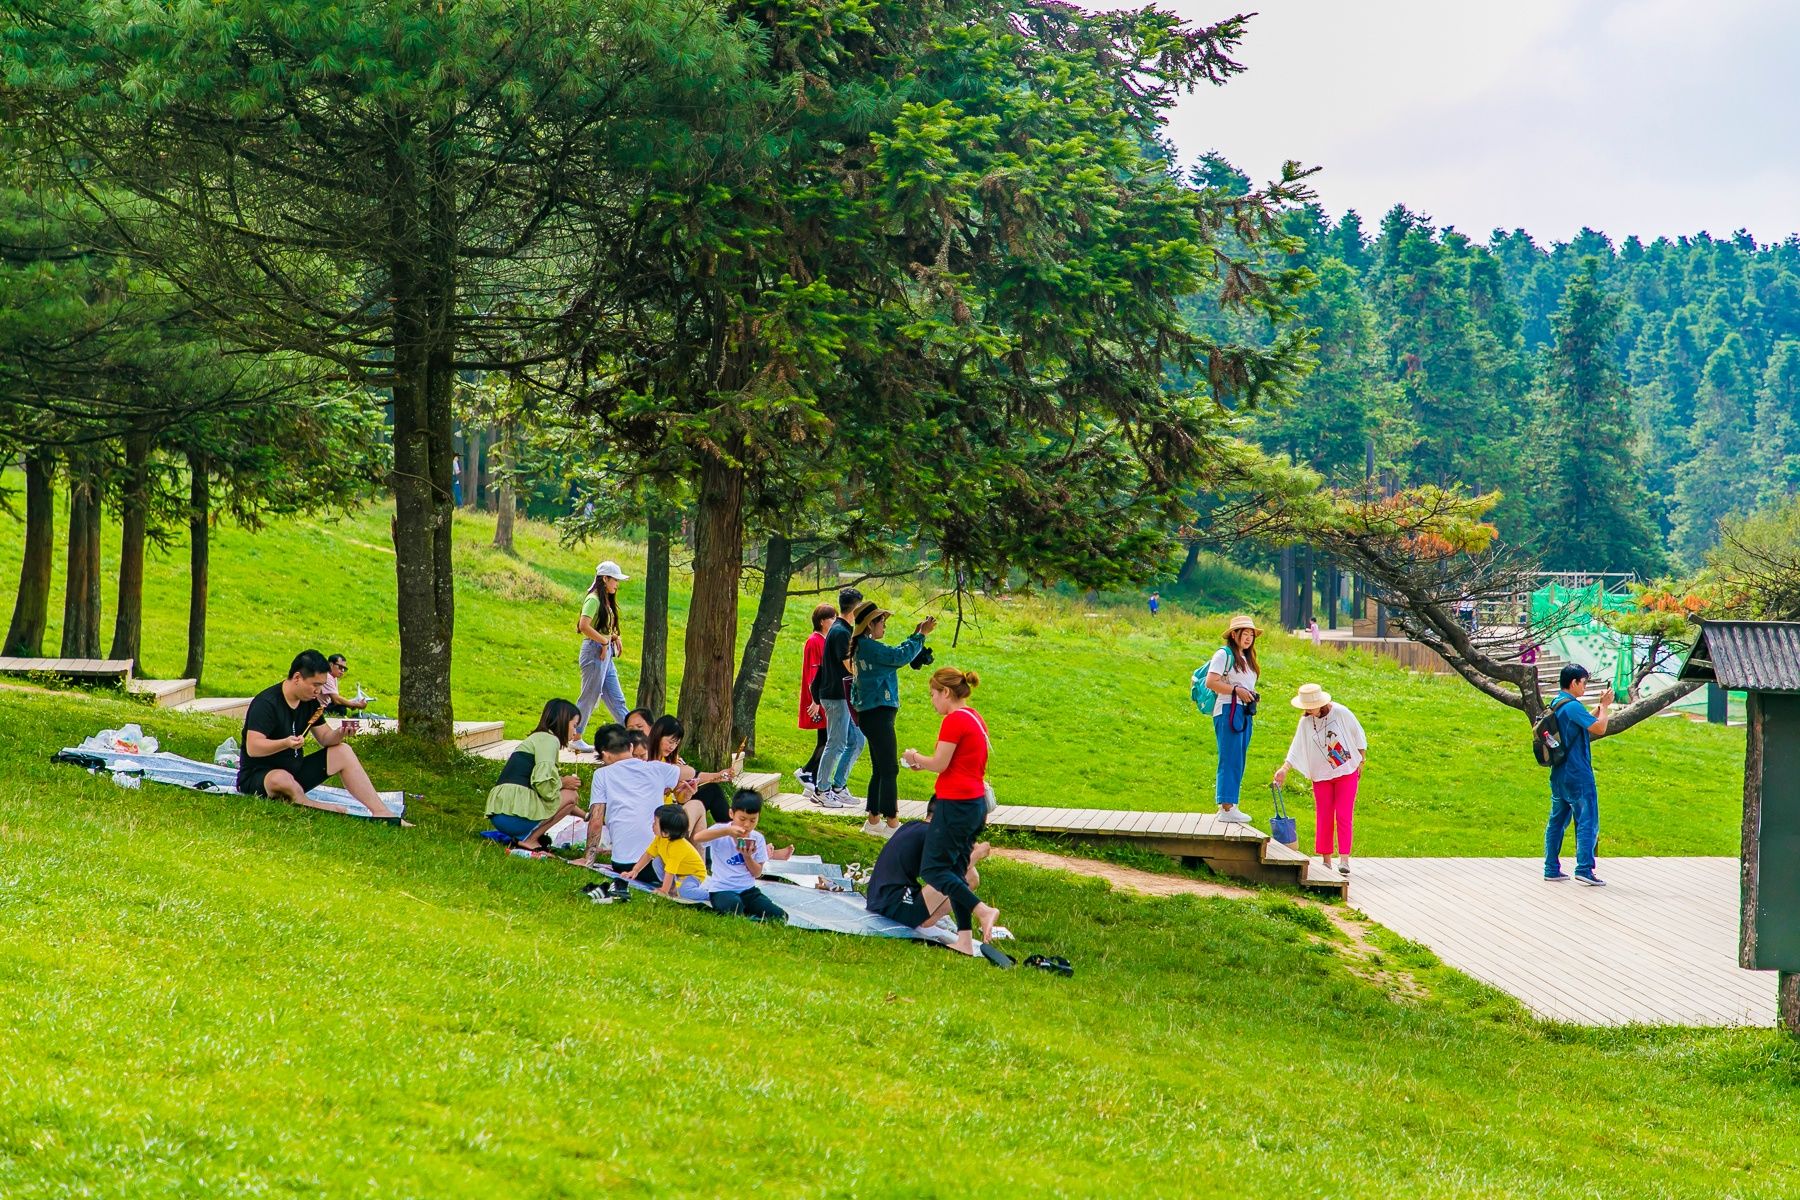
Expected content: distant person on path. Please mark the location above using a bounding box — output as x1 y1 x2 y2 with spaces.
866 814 993 951
902 666 997 952
1544 663 1613 887
573 559 630 752
1307 617 1320 647
812 587 866 808
452 453 463 506
797 602 836 801
1205 614 1262 825
485 698 586 849
1148 591 1160 616
1272 683 1367 875
237 649 398 820
851 601 935 837
318 653 371 715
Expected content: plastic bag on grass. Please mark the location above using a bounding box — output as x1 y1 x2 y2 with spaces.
213 738 240 768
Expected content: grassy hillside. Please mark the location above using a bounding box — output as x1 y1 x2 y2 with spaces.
0 491 1743 856
3 687 1799 1199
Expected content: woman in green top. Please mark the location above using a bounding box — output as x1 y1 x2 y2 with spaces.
573 559 630 752
486 698 587 850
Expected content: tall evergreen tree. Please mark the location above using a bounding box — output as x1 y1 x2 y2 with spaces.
1672 333 1758 565
1534 259 1663 575
1751 339 1800 507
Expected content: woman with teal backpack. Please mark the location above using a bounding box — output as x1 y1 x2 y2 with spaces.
1202 614 1262 825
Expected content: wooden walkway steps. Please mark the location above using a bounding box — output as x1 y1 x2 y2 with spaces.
354 718 504 751
767 792 1346 895
175 696 254 720
0 656 135 683
127 678 197 707
1348 857 1774 1026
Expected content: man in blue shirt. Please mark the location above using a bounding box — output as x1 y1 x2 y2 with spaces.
1544 663 1615 886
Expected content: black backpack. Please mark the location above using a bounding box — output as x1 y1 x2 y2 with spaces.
1531 696 1575 768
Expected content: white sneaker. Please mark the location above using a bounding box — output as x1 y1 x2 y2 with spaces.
794 767 814 786
860 820 884 837
803 782 823 805
570 739 595 754
1216 807 1251 825
835 787 860 809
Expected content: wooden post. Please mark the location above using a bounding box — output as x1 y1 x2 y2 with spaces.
1707 682 1728 725
1782 973 1800 1036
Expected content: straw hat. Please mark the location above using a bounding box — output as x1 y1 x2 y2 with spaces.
1290 683 1332 710
853 603 893 639
595 560 629 581
1223 614 1262 638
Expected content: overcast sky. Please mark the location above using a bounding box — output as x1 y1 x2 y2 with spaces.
1156 0 1800 245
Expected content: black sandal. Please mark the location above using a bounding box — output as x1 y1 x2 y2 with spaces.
1024 954 1074 977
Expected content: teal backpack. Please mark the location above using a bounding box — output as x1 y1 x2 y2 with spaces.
1191 666 1219 716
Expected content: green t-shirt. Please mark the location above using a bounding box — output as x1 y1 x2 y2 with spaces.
580 592 614 636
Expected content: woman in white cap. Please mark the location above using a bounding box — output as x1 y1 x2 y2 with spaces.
1272 682 1367 874
573 560 630 753
1204 614 1263 824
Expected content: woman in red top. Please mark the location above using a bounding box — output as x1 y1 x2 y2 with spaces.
903 666 998 955
797 603 835 800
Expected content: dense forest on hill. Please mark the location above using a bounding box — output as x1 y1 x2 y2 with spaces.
1198 155 1800 575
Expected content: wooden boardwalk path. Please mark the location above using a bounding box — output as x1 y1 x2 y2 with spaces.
766 792 1346 894
1349 857 1774 1026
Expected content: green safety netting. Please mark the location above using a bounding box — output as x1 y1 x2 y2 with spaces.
1529 583 1635 696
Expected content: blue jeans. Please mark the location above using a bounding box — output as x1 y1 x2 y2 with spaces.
1544 776 1599 876
816 698 865 790
577 639 627 736
1213 706 1253 807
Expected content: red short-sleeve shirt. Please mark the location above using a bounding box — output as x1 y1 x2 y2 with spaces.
935 706 989 801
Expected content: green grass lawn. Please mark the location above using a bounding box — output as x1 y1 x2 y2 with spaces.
0 489 1743 856
2 687 1798 1198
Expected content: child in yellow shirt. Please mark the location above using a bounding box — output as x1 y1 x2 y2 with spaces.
624 804 708 899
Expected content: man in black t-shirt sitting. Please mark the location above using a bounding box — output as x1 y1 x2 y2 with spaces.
238 649 397 820
865 815 989 931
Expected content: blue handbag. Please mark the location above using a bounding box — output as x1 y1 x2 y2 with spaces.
1267 781 1298 848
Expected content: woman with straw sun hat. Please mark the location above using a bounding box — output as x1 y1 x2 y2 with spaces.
1203 614 1263 824
1272 682 1368 875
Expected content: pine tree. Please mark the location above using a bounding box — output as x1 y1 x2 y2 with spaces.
1535 259 1664 575
1672 333 1758 565
1751 339 1800 507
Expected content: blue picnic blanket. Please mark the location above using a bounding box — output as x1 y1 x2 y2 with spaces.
55 745 406 820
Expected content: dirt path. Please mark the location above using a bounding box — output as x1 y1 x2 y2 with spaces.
991 846 1429 1001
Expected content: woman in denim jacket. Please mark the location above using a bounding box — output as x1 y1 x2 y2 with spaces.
849 601 936 836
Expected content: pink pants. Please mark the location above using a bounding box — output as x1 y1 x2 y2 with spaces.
1313 769 1360 856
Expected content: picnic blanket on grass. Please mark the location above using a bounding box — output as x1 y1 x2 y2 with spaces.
55 744 406 820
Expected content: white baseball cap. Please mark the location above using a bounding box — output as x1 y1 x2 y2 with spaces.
595 560 629 581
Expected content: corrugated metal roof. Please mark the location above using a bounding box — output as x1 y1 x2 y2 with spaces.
1679 621 1800 692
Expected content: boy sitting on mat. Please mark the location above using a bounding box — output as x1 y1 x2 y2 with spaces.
237 649 400 822
691 791 788 921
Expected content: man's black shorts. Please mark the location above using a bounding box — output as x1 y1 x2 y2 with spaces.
241 748 331 797
871 886 932 930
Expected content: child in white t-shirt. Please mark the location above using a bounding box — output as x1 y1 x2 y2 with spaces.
692 791 788 921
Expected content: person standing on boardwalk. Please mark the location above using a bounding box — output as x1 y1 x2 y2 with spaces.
1544 663 1613 886
572 560 629 753
850 601 934 837
903 666 999 955
1204 614 1262 825
797 602 836 802
812 587 865 808
1272 683 1367 875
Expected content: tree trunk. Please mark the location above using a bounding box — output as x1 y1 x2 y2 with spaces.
677 453 744 768
3 451 56 657
386 159 458 743
637 504 675 714
109 429 152 673
184 452 210 682
1176 540 1201 585
491 420 516 555
60 462 103 659
463 426 483 510
731 533 794 753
